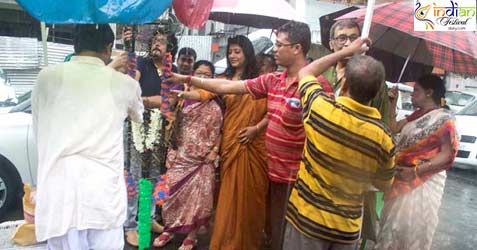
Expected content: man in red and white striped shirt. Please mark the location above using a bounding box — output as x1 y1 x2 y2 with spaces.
166 21 334 250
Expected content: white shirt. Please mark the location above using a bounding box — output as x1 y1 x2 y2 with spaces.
32 56 143 241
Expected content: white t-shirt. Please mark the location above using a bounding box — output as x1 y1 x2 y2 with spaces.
32 56 144 241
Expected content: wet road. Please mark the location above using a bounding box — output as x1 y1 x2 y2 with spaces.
432 167 477 250
3 166 477 250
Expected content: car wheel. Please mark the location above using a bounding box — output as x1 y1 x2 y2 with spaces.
0 162 23 220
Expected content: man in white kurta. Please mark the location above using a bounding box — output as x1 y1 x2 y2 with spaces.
32 24 144 250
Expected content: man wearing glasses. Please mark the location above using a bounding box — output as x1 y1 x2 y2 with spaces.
166 21 333 250
324 20 389 125
322 19 391 245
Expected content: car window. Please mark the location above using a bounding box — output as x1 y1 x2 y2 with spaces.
457 101 477 116
16 91 32 104
9 99 31 113
446 91 475 107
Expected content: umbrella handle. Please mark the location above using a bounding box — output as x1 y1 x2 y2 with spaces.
124 25 137 53
361 0 375 39
397 40 419 83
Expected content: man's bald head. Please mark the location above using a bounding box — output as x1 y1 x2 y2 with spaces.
344 55 385 104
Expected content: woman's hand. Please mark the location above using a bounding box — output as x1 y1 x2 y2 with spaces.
396 166 416 181
166 73 187 84
238 126 258 144
388 86 399 107
205 150 219 163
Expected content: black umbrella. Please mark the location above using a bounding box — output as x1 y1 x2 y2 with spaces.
319 7 432 83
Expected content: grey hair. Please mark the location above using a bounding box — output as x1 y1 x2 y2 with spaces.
345 55 385 104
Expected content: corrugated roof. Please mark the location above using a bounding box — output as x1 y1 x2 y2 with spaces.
0 36 39 69
38 41 74 67
178 36 213 61
0 36 74 94
6 69 40 95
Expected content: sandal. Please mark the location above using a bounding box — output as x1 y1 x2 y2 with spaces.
178 237 198 250
153 232 174 248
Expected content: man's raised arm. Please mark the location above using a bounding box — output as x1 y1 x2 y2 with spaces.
298 38 371 81
166 73 249 95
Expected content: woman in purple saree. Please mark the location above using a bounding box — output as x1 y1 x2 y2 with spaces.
155 61 223 250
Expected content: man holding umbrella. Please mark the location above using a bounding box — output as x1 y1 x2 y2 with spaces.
284 37 395 250
322 19 391 244
324 19 390 125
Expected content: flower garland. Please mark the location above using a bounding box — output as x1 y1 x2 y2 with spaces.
130 52 172 154
131 109 163 153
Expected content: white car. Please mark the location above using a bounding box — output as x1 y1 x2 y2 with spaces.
445 89 477 113
0 99 37 219
0 68 17 112
454 100 477 169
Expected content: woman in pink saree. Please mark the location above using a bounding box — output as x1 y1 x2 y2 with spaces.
375 74 458 250
154 61 223 250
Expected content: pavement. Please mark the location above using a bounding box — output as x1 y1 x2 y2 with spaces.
3 166 477 250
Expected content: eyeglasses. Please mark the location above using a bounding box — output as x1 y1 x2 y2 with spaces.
274 42 298 49
333 34 359 44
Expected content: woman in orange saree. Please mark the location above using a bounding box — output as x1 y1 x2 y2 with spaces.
209 36 268 250
375 75 459 250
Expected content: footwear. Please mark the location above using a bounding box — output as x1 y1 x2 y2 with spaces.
151 220 164 233
153 232 174 248
125 230 138 247
178 237 198 250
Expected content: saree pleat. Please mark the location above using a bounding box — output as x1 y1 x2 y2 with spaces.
375 109 458 250
210 94 269 250
162 100 223 233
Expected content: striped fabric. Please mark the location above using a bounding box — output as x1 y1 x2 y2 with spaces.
286 75 395 244
245 71 334 183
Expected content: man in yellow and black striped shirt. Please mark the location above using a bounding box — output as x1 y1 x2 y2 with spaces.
283 38 395 250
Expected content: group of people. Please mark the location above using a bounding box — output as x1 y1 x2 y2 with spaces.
31 19 458 250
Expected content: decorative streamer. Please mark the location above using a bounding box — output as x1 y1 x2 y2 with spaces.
124 170 137 198
138 178 153 249
153 174 169 206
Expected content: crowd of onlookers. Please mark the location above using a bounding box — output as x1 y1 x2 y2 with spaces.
31 20 458 250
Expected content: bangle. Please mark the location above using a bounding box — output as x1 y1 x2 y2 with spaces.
414 166 419 177
200 78 204 86
186 75 192 84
